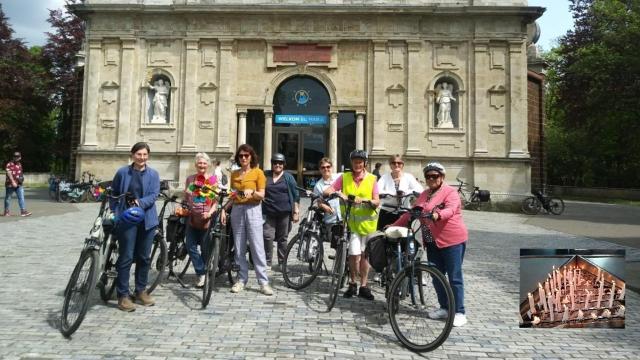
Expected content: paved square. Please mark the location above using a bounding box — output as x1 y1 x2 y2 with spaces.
0 200 638 359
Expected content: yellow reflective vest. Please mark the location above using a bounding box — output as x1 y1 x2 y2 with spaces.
341 171 378 235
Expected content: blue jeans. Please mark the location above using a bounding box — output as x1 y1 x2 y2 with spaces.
115 222 157 297
4 186 26 212
426 241 466 314
185 223 206 276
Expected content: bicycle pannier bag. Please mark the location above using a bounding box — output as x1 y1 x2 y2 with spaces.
478 190 491 202
365 234 388 272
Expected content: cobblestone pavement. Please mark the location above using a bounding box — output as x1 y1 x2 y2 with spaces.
0 200 638 360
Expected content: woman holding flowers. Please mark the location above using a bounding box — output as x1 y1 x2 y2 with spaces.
184 152 219 288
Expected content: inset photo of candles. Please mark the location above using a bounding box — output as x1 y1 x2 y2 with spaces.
519 249 625 329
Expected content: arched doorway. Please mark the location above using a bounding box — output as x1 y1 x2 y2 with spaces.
273 76 330 186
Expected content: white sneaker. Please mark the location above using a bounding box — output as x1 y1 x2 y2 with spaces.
261 284 274 296
230 282 245 293
195 275 205 288
428 308 448 320
453 313 467 327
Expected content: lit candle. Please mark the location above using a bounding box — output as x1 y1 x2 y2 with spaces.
562 304 569 322
608 280 615 308
538 283 546 307
528 292 536 314
555 289 561 309
597 267 601 279
584 289 591 310
570 281 575 310
545 279 550 297
548 294 555 322
597 278 604 308
619 283 625 300
552 266 556 285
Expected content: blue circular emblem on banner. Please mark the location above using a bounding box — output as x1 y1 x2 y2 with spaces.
294 90 310 106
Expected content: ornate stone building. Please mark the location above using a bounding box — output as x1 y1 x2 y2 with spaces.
72 0 544 194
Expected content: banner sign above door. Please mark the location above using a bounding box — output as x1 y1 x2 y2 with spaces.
275 114 327 125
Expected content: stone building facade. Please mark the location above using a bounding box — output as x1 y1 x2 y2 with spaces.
72 0 543 194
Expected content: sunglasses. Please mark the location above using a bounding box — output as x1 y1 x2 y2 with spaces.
320 165 332 169
425 174 441 180
238 153 250 159
272 161 284 166
391 161 404 166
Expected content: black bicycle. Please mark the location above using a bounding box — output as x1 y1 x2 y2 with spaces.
282 187 329 290
201 185 231 308
157 187 191 287
383 206 455 352
521 189 565 215
456 178 490 210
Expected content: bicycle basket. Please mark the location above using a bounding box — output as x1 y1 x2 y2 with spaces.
365 233 388 272
477 190 491 202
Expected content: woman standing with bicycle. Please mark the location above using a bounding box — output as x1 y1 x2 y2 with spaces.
110 142 160 312
377 154 423 230
390 162 468 327
220 144 273 296
184 152 219 288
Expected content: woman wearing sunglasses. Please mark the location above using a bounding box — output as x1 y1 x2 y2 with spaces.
390 161 468 327
376 154 423 230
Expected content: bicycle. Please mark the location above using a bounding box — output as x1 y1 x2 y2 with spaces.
157 189 191 287
521 190 565 215
282 187 330 290
455 178 490 210
384 206 455 352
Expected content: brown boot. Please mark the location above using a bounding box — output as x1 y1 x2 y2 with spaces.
118 296 136 312
134 291 155 306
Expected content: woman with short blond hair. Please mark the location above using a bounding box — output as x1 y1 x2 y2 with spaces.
377 154 423 230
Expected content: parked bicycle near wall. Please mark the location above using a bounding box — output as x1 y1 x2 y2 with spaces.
455 178 490 210
521 189 565 215
59 171 98 203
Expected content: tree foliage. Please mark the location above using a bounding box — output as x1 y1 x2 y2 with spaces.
546 0 640 188
0 5 54 171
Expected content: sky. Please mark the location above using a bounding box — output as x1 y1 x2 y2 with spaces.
2 0 572 50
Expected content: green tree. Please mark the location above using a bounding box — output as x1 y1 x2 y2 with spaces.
546 0 640 188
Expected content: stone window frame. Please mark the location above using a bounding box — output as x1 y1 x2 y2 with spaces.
140 69 178 129
425 71 466 134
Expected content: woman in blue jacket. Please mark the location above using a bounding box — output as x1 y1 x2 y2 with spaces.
109 142 160 312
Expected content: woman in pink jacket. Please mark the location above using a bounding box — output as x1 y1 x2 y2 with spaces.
391 162 468 327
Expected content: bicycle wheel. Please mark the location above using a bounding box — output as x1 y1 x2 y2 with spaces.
60 249 99 337
59 190 72 203
283 232 324 290
98 238 118 302
326 241 347 312
388 263 454 352
548 198 565 215
146 235 168 294
202 233 221 308
521 196 541 215
168 226 191 278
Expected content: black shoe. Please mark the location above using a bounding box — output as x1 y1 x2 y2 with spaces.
358 286 374 301
344 283 358 298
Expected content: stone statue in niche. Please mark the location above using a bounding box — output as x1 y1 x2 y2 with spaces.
435 82 456 128
149 78 170 123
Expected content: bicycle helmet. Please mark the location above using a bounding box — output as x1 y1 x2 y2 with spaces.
349 149 368 161
271 153 286 164
120 206 145 225
423 162 446 175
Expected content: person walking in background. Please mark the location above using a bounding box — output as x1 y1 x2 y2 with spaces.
110 142 161 312
184 153 219 288
3 151 31 217
372 162 383 181
377 154 423 230
391 162 468 327
220 144 273 296
263 153 300 270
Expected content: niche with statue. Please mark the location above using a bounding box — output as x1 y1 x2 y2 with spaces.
147 74 171 124
433 78 459 129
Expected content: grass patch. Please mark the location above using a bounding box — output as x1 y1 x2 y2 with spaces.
560 195 640 207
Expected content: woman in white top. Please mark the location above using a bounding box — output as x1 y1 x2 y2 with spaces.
312 157 341 225
376 154 423 230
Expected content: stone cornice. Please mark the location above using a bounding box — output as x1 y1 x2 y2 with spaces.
71 4 544 21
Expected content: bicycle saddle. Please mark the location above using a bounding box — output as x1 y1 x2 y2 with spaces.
384 226 408 239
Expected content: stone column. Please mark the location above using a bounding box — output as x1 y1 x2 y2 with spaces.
216 40 236 153
406 40 423 155
356 111 365 150
116 38 136 151
181 39 199 151
263 111 273 169
370 40 387 155
508 41 529 158
329 111 338 167
473 41 490 156
81 39 102 149
237 109 247 147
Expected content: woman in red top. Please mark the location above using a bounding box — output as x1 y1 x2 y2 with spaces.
391 162 468 327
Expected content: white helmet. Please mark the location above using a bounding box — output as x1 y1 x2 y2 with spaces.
423 162 446 175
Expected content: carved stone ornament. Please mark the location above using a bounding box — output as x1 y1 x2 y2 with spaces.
101 81 119 104
488 85 507 109
199 82 218 106
434 44 459 70
386 84 405 109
